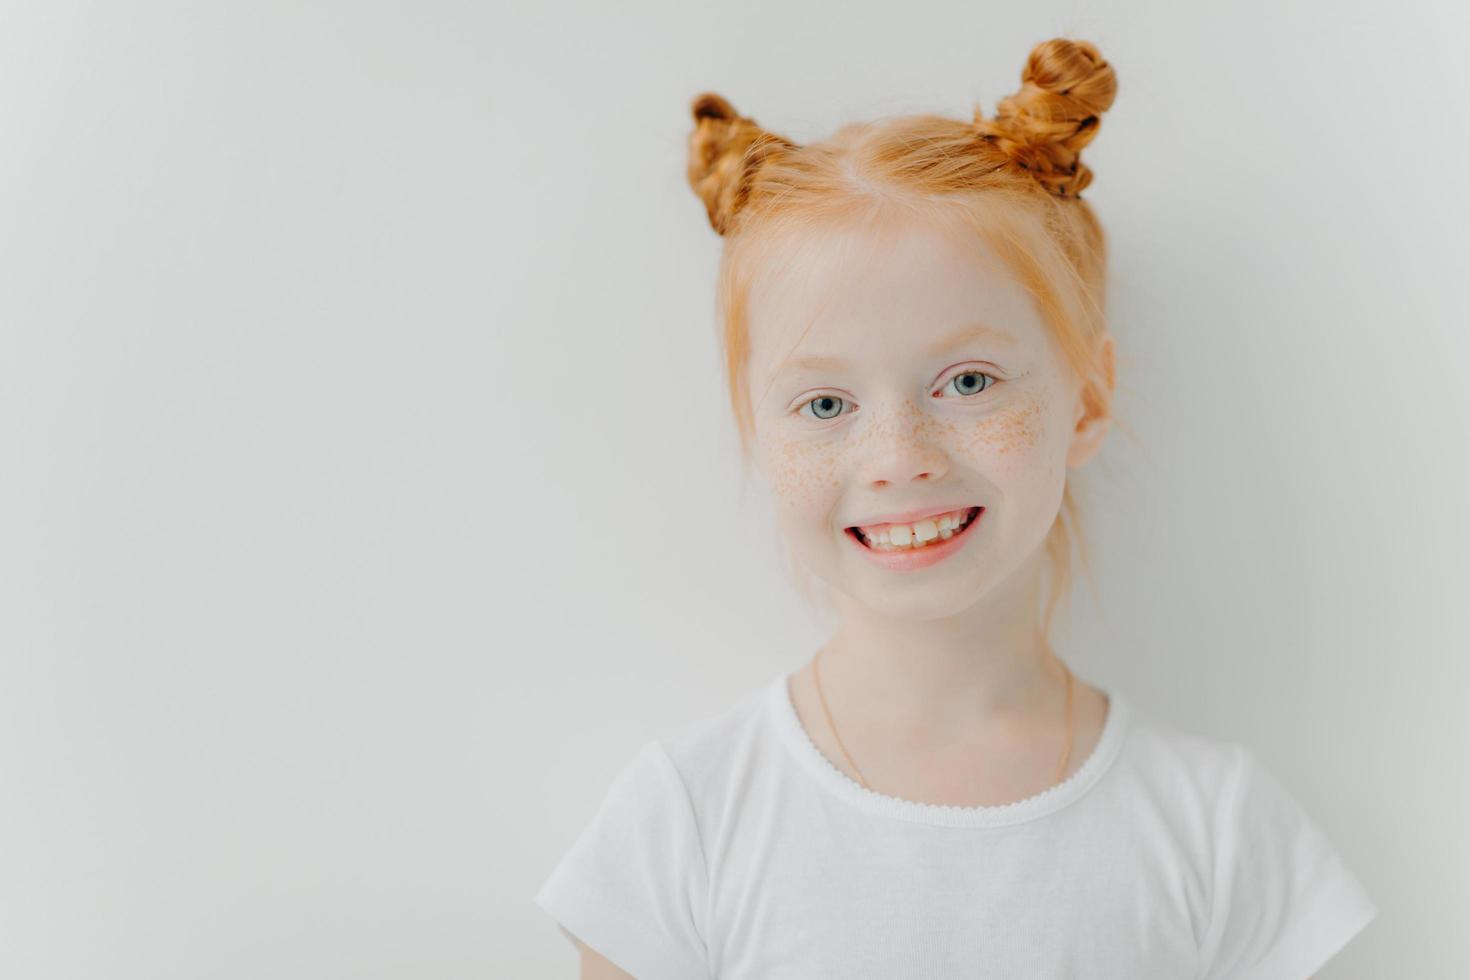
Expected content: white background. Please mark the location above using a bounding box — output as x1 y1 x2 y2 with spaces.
2 1 1466 977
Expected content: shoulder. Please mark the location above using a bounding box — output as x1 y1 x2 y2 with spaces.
1116 699 1330 835
650 677 779 819
571 677 774 831
1109 694 1250 816
658 680 772 782
1100 693 1292 871
1114 697 1378 977
534 738 715 979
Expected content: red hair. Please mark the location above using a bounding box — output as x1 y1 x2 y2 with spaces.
685 37 1129 640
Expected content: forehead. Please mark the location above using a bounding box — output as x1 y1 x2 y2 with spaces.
743 212 1046 380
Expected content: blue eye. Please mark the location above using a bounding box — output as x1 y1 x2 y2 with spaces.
796 368 998 423
801 394 847 421
944 369 997 398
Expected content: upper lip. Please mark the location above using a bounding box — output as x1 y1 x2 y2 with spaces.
847 503 981 529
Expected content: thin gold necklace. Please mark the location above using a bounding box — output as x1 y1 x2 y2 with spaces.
811 646 1077 795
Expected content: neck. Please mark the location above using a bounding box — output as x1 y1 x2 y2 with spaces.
820 547 1066 742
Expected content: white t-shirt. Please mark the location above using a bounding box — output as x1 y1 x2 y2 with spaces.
534 672 1377 979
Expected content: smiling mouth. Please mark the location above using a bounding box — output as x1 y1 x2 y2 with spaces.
845 505 983 552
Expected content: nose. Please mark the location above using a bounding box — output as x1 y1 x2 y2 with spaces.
856 400 952 489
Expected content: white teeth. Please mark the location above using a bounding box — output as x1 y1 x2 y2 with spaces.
856 507 977 552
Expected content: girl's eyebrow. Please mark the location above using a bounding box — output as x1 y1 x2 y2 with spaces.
923 321 1020 355
779 354 849 376
776 322 1019 377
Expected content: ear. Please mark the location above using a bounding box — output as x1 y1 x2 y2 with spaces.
1065 331 1115 469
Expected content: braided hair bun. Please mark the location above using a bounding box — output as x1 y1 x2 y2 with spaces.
683 37 1117 239
973 38 1118 199
686 93 798 235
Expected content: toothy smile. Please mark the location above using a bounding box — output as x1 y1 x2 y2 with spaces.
847 506 983 552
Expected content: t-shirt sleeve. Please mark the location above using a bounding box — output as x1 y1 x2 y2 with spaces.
1197 743 1378 980
532 738 710 980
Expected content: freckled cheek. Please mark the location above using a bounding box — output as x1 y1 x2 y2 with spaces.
956 392 1056 478
759 436 843 522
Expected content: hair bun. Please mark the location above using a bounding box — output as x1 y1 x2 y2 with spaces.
974 37 1118 199
686 92 797 235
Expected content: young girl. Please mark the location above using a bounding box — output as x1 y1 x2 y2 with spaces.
534 37 1377 980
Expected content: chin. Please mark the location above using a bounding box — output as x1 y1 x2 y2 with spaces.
876 586 986 621
824 569 990 621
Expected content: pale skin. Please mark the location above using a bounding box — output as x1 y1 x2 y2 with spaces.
563 211 1316 978
566 927 635 979
745 208 1115 806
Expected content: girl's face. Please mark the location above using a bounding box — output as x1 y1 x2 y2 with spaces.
745 212 1112 619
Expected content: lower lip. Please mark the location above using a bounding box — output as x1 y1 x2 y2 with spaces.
845 507 984 571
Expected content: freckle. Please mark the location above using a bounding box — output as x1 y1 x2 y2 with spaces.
766 437 840 504
967 389 1046 453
